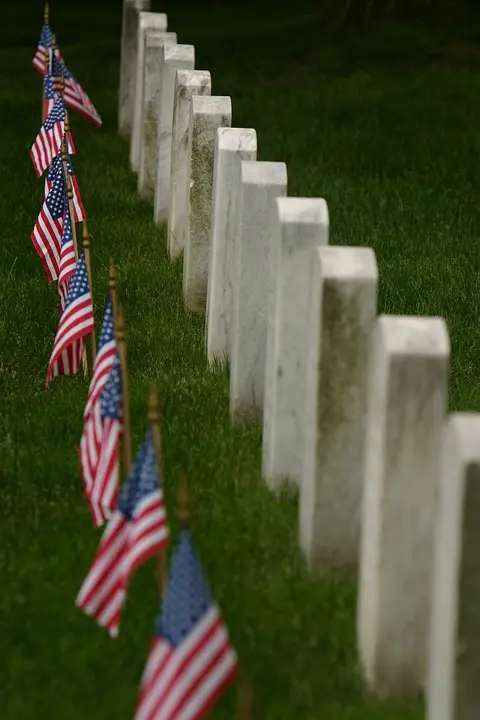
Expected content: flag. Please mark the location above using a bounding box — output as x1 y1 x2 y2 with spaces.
135 529 238 720
82 354 122 527
76 430 169 637
43 58 57 119
57 205 77 311
32 23 52 73
30 96 66 178
79 296 120 526
52 49 102 127
31 155 65 283
46 253 94 386
45 154 85 224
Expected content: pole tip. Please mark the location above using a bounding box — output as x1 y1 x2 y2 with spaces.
44 2 49 24
177 474 190 524
108 258 117 288
237 676 253 719
116 304 125 339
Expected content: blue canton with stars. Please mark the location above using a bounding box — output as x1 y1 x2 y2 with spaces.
44 65 55 101
44 96 65 131
100 354 122 422
37 24 52 52
45 161 66 221
52 51 77 85
98 295 115 350
157 529 213 647
61 205 73 250
64 254 90 308
117 431 161 521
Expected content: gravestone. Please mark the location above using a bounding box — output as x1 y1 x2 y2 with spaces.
167 70 211 259
205 128 257 363
153 44 195 226
137 30 177 197
427 413 480 720
130 11 168 174
118 0 151 138
357 315 450 696
299 246 378 570
183 95 232 312
262 198 329 490
229 161 287 423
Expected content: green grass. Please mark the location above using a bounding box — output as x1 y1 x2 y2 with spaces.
1 0 480 717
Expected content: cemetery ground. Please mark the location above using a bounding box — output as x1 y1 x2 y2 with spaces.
1 0 480 717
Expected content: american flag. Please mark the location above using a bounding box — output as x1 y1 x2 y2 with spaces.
52 49 102 127
57 206 77 312
46 253 94 386
31 155 65 283
135 529 238 720
32 23 52 73
76 430 169 637
30 96 66 178
45 153 85 223
79 296 120 526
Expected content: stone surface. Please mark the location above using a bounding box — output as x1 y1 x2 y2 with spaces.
299 246 378 570
183 95 232 312
168 70 211 259
357 315 450 696
153 45 195 226
205 128 257 363
229 161 288 423
427 413 480 720
262 198 329 490
137 30 177 197
118 0 151 138
130 11 168 174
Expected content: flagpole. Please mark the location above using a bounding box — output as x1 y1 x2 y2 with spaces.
236 675 253 719
82 221 97 366
42 4 49 123
108 258 118 320
149 386 168 594
116 304 132 475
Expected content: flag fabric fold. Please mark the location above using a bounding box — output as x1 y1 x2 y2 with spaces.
30 96 68 178
134 529 238 720
57 205 77 312
46 253 94 386
76 430 169 637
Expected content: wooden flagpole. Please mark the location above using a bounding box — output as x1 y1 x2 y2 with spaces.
236 676 253 719
108 258 118 321
82 221 96 366
116 304 132 475
42 4 49 123
149 386 168 594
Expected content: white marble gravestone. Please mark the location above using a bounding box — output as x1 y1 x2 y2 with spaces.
357 315 450 696
205 128 257 363
299 246 378 570
262 198 329 490
167 70 211 259
118 0 151 138
137 30 177 197
153 44 195 226
183 95 232 312
427 413 480 720
229 161 287 423
130 11 168 174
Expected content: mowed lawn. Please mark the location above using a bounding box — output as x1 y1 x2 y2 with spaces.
1 0 479 717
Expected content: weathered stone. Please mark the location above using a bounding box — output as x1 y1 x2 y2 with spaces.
183 95 232 312
299 246 378 571
167 70 211 259
118 0 151 138
262 198 329 490
427 413 480 720
205 128 257 363
153 45 195 226
137 30 177 197
229 161 287 423
357 315 450 696
130 11 168 174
